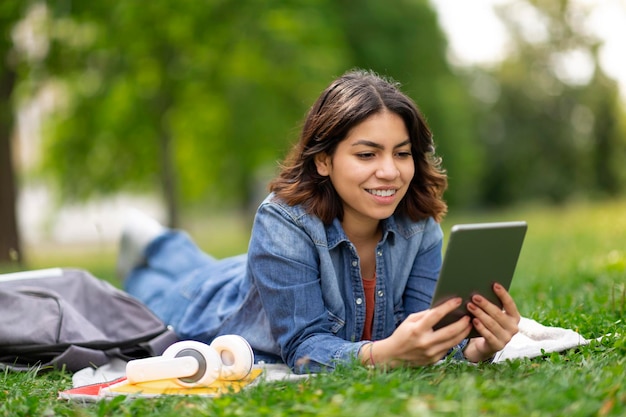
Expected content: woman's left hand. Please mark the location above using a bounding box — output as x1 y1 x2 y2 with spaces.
462 282 520 363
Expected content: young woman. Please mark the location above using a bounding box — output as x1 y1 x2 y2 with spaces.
121 69 520 373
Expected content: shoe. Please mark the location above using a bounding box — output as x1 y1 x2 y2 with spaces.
116 208 165 280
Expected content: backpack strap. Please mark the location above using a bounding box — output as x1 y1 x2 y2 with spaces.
138 327 180 356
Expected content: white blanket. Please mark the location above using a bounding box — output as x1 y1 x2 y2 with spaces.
72 317 593 388
492 317 591 363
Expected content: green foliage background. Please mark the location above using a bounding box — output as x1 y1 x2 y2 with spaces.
6 0 626 224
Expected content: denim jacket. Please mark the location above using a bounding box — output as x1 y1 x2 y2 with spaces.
134 193 465 373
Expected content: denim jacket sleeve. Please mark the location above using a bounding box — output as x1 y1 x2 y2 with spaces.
247 199 367 373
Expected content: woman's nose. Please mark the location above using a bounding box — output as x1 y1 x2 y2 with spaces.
375 157 400 180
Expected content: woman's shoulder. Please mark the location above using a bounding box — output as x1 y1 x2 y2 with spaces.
386 215 443 255
255 193 326 237
258 193 310 220
387 214 442 239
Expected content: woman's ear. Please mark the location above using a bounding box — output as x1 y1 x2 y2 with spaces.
314 152 331 176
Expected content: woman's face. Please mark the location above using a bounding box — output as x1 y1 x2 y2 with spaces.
315 110 415 233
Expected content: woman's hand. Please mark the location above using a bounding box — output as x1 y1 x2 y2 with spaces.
462 283 521 363
362 297 472 368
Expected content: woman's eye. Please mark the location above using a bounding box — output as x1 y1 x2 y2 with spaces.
357 153 375 159
396 151 413 158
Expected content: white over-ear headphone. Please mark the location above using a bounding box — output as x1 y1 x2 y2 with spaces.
126 335 254 387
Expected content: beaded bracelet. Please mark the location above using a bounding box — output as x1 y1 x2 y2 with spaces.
360 342 376 368
369 341 376 367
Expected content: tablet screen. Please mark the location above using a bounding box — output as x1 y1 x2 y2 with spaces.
430 221 527 338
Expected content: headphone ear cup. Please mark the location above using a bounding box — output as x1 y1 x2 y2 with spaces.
162 340 222 387
210 335 254 380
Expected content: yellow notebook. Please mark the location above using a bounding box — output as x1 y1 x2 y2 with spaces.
59 369 263 401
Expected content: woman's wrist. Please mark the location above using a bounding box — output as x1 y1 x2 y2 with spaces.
359 341 376 367
359 339 404 369
462 339 496 363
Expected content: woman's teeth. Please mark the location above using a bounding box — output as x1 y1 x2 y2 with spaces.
367 189 396 197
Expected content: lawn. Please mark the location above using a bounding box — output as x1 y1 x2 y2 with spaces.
2 199 625 416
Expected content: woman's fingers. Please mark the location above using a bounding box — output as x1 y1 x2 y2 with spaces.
493 283 521 320
396 297 472 365
421 298 473 362
405 296 462 324
466 283 520 350
405 316 472 366
422 297 464 326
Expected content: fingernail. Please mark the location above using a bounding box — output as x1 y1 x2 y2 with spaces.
494 283 503 291
472 295 482 303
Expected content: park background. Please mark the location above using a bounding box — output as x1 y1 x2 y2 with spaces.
1 0 625 272
2 1 626 416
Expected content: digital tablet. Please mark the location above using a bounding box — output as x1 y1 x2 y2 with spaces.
430 221 527 338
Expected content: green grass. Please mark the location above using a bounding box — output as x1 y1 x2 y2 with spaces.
2 199 626 416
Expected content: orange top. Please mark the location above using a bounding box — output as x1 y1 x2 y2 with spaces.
361 276 376 340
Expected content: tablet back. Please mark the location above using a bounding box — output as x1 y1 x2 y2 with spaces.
431 221 527 337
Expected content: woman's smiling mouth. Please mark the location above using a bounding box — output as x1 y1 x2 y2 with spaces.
366 188 397 197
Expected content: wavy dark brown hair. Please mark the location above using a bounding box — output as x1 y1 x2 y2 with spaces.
269 69 448 224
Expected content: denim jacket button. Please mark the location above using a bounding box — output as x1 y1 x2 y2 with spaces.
352 260 358 267
356 298 363 305
377 291 384 297
377 250 383 256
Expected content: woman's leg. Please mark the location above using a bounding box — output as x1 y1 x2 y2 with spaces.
116 208 166 280
117 208 215 281
143 230 216 277
123 230 217 326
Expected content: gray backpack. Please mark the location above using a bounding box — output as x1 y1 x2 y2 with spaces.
0 268 178 372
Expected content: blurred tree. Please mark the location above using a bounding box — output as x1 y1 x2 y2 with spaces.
34 0 349 227
17 0 626 238
0 1 27 266
474 0 626 205
28 0 478 227
335 0 484 207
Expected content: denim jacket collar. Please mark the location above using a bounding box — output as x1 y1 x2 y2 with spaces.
325 211 426 251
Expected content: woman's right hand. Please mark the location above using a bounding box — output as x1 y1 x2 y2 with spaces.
362 297 472 368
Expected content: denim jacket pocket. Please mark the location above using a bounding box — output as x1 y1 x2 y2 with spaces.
326 310 345 334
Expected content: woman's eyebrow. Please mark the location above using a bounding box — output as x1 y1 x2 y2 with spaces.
351 139 411 149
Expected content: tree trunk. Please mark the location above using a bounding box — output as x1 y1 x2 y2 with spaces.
0 67 23 266
160 128 179 229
